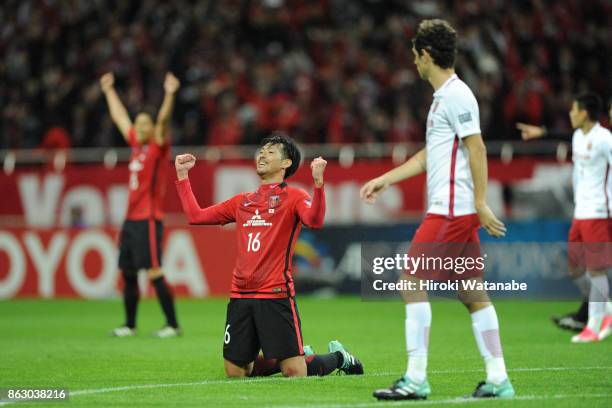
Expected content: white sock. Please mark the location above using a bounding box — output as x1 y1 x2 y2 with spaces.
573 275 591 298
587 275 609 332
404 302 431 383
606 301 612 315
471 305 508 385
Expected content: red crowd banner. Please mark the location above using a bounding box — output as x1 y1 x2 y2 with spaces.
0 227 236 299
0 158 562 227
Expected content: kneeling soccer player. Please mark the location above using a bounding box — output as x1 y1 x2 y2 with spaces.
361 19 514 400
175 133 363 377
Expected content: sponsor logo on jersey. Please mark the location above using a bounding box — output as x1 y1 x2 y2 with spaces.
458 112 472 124
243 209 273 227
128 159 144 172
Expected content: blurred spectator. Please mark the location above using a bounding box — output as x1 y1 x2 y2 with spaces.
0 0 609 148
40 125 71 150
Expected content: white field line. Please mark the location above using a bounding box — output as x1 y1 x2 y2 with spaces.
0 366 610 406
272 393 612 408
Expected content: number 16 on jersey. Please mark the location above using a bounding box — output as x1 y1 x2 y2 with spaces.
247 232 261 252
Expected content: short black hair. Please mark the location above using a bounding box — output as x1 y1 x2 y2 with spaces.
260 132 301 179
574 92 602 122
412 19 457 69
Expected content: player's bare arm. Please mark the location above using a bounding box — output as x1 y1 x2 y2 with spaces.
360 148 426 204
516 123 546 141
463 134 506 237
155 72 180 145
100 72 132 140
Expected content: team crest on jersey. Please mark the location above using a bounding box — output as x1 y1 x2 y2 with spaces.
242 209 273 227
269 195 281 208
587 142 592 150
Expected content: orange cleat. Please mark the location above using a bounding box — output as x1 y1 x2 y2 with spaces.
571 327 599 343
598 315 612 341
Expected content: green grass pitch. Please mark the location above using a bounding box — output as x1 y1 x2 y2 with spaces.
0 298 610 407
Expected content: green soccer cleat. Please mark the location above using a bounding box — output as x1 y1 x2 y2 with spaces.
303 345 315 357
471 379 515 398
327 340 364 375
373 376 431 400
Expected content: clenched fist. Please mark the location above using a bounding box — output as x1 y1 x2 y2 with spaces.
100 73 115 93
311 156 327 187
164 72 180 94
175 154 196 180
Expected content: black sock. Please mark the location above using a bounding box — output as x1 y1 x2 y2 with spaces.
152 276 178 328
575 299 589 322
123 271 139 329
305 352 343 376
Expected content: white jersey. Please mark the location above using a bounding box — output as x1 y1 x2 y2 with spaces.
572 122 612 219
426 74 480 217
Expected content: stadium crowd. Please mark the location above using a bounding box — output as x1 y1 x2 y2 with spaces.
1 0 610 149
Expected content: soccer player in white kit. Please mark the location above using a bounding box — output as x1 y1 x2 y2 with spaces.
519 93 612 343
361 19 515 400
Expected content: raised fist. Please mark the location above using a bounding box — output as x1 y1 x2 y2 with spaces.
311 156 327 187
175 154 196 180
164 72 180 94
100 73 115 93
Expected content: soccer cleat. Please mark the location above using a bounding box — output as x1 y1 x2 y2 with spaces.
110 326 135 337
471 379 515 398
571 327 599 343
303 345 315 357
598 315 612 341
373 376 431 400
551 313 586 332
327 340 364 375
154 326 181 338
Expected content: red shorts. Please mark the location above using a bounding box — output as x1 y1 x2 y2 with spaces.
568 219 611 270
407 213 483 281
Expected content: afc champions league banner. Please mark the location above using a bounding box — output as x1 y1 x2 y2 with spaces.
0 159 576 298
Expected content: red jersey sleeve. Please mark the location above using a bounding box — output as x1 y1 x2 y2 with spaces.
176 178 238 225
294 186 325 229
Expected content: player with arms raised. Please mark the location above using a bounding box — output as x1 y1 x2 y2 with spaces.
101 72 181 338
361 20 515 399
175 133 363 377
